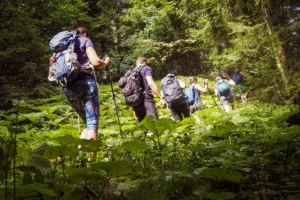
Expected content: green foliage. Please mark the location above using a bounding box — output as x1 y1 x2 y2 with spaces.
1 81 300 199
198 168 243 183
1 0 300 103
121 141 148 152
206 192 236 200
1 0 300 197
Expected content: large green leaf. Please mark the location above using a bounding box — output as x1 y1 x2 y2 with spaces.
122 124 137 133
211 121 236 137
67 168 106 183
8 126 25 134
31 143 52 155
53 135 78 146
231 114 251 124
28 154 51 173
94 161 132 176
19 183 56 197
154 118 177 135
44 146 79 159
140 116 177 136
200 168 243 182
140 115 157 134
54 184 75 195
19 166 44 184
121 141 148 152
18 106 34 114
206 192 236 200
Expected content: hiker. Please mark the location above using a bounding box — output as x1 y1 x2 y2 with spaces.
214 73 236 112
185 76 208 114
232 69 248 101
161 74 190 121
130 57 166 122
61 27 110 142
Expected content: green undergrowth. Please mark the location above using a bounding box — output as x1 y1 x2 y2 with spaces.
0 78 299 200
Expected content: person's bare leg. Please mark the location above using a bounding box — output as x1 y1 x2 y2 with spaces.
241 94 245 101
244 92 248 100
224 105 230 112
86 130 97 141
86 129 98 161
79 129 98 162
80 128 88 139
78 128 88 150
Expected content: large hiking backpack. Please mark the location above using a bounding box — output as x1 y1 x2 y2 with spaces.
185 85 199 104
161 74 183 106
49 31 82 86
118 65 144 107
216 79 230 95
232 71 244 84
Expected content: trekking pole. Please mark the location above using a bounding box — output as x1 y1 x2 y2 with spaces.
103 56 123 139
207 87 222 113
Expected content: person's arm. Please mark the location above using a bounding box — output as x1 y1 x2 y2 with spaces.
160 90 167 108
195 80 208 92
160 90 165 98
146 76 166 106
228 79 236 86
86 46 110 69
214 84 220 99
146 76 162 98
178 79 186 89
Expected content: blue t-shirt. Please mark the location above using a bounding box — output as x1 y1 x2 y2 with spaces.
75 37 94 65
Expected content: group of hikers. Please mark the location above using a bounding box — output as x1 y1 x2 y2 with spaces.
119 57 247 122
48 27 247 157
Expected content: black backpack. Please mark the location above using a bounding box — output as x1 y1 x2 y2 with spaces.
161 74 183 106
118 65 144 107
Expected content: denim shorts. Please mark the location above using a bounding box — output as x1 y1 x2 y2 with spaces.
62 77 99 130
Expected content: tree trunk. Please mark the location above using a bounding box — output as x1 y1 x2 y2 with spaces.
256 0 289 95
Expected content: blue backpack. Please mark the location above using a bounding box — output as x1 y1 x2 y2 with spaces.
232 71 243 84
216 79 230 95
185 85 200 104
49 31 81 86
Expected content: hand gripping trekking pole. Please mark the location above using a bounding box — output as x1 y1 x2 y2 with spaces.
103 56 123 139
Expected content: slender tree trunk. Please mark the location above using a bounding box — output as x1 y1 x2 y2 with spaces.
256 0 289 95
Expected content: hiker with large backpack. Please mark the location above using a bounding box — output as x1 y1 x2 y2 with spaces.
232 69 248 101
161 74 190 121
185 76 208 114
214 73 236 112
49 27 110 146
119 57 166 122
